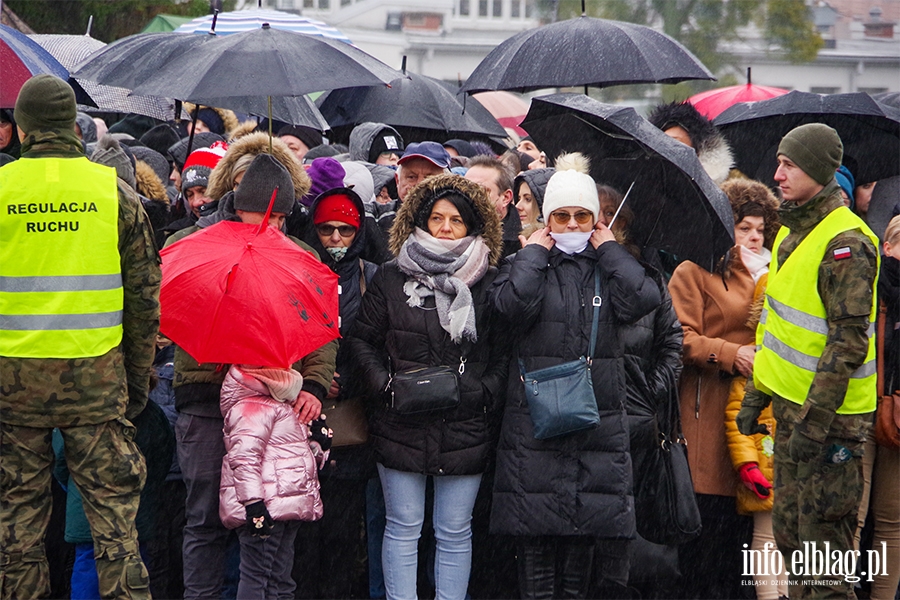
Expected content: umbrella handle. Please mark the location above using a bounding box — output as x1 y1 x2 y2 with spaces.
258 186 280 235
607 180 635 230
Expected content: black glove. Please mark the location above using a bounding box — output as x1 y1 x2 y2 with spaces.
736 404 770 436
309 416 333 454
245 500 274 538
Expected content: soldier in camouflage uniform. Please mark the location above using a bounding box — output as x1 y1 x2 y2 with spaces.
738 124 878 599
0 75 160 599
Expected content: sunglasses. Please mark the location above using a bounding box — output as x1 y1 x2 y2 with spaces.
316 224 357 237
549 211 593 225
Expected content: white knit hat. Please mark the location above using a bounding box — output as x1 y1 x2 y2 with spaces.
541 152 599 223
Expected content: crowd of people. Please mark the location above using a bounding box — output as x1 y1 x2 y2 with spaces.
0 73 898 600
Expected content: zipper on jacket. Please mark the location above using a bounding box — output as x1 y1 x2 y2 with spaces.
695 374 701 419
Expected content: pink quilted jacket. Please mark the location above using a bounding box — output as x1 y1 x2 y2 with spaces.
218 366 323 529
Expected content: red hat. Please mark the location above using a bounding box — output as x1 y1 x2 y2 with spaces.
181 141 228 193
313 193 360 228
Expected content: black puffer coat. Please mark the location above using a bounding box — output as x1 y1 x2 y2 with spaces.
489 242 661 538
347 174 508 476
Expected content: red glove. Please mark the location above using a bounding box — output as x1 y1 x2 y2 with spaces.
738 463 772 499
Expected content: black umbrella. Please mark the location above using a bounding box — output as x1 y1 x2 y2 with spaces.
189 94 329 131
126 25 400 99
458 14 713 95
316 68 507 143
521 93 734 269
714 91 900 185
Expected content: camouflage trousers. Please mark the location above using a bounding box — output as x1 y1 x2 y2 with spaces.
0 418 149 600
772 396 870 600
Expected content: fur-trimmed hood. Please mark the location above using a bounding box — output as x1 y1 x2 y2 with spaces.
207 132 311 203
134 160 168 204
183 102 240 139
228 119 260 142
721 177 781 248
648 101 734 185
388 173 504 266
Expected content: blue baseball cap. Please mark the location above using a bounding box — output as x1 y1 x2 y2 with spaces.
398 141 451 169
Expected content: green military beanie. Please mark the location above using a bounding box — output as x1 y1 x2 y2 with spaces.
14 74 77 134
776 123 843 186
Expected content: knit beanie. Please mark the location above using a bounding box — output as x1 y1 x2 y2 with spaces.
777 124 843 186
368 127 404 163
443 139 477 159
542 153 599 223
131 146 171 185
301 157 346 207
169 132 226 170
234 153 295 215
277 125 323 152
14 74 76 134
91 135 136 189
314 192 361 228
192 108 226 136
181 141 228 193
414 189 484 237
835 165 856 206
341 161 375 204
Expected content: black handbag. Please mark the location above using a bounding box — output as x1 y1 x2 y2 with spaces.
388 358 463 415
633 385 702 545
518 264 601 440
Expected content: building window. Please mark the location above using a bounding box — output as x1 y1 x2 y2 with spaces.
525 0 535 17
810 86 839 94
341 0 351 5
511 0 521 18
859 87 888 94
459 0 469 15
304 0 314 7
479 0 488 17
493 0 502 17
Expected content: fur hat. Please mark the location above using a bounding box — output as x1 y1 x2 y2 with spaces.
542 153 599 223
181 142 228 193
389 174 503 265
206 132 310 202
234 153 295 215
648 101 734 184
720 177 781 248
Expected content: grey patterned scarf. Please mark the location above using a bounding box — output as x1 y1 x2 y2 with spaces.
396 228 490 343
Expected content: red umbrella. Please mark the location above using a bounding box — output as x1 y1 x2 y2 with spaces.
160 210 339 368
687 69 789 120
471 91 530 137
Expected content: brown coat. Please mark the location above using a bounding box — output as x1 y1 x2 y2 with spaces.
668 251 755 497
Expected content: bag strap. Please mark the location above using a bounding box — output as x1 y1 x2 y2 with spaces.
878 299 887 396
587 262 601 362
359 258 367 296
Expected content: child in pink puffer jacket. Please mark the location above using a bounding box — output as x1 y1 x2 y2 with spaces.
219 364 330 599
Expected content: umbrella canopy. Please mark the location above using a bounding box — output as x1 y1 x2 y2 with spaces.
1 24 94 108
522 93 734 270
173 8 352 44
71 31 215 93
30 33 183 121
687 83 789 120
458 16 713 95
127 25 401 100
317 70 507 143
470 91 530 137
715 91 900 185
160 220 340 368
190 95 329 131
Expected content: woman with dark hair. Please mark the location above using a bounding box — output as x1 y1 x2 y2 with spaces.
0 109 21 160
348 174 507 600
668 177 780 598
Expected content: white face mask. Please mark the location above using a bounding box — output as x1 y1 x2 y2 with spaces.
550 231 593 255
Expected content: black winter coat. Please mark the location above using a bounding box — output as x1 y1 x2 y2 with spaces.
489 242 661 538
347 262 509 476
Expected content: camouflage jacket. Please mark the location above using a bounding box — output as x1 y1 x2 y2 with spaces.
164 224 337 417
746 182 878 442
0 129 161 428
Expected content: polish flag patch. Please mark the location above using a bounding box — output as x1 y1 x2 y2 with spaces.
833 247 852 260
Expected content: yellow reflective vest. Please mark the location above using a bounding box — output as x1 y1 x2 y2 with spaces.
0 157 123 358
754 206 878 414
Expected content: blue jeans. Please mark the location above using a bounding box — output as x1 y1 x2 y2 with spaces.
377 464 481 600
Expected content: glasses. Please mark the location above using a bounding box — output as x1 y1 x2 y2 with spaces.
316 224 357 237
549 211 593 225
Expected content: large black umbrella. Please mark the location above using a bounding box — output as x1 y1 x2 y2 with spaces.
316 69 507 143
522 93 734 269
31 33 183 121
125 25 401 99
715 91 900 185
458 14 713 94
189 94 329 131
